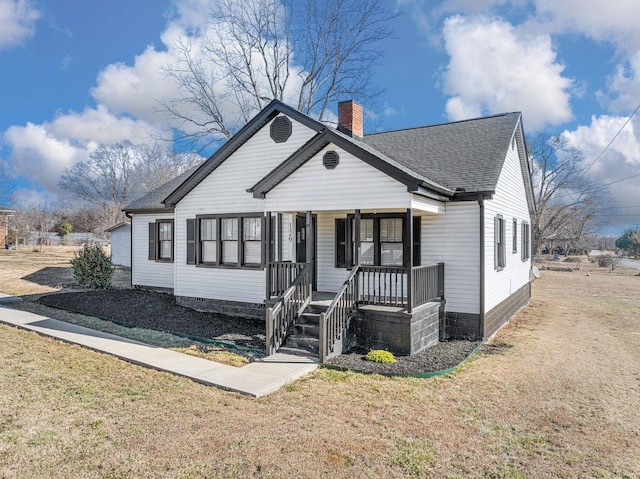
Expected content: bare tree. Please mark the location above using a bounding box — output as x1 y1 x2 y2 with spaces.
161 0 395 145
59 142 138 225
59 142 202 229
528 134 616 256
13 208 59 251
132 145 203 196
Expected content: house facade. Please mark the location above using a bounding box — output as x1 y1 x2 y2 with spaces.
125 100 535 362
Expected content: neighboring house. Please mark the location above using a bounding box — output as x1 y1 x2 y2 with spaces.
125 100 535 362
105 222 131 267
0 207 14 248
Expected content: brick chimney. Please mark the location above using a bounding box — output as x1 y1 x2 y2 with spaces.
337 100 363 138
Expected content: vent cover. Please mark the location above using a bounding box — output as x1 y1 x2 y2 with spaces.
270 116 292 143
323 150 339 169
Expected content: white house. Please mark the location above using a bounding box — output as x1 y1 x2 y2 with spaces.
104 222 131 267
125 100 536 362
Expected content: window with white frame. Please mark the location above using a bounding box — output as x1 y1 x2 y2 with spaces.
521 222 530 261
157 220 173 261
200 218 217 263
243 217 262 265
512 218 518 254
495 215 506 270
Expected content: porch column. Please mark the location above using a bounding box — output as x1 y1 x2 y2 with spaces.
265 211 271 301
306 211 314 284
406 208 413 313
354 209 361 266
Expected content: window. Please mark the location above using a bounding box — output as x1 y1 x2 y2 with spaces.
512 218 518 254
354 218 374 265
158 221 173 261
336 214 419 268
200 218 217 263
221 218 238 265
521 222 530 261
495 215 506 270
193 214 263 268
380 218 404 266
147 220 173 262
243 217 262 265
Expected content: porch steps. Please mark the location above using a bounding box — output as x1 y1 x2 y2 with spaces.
281 300 329 356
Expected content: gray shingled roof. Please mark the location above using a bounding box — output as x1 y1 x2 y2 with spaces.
363 112 521 193
124 165 201 211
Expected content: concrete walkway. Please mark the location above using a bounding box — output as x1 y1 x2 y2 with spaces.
0 304 318 397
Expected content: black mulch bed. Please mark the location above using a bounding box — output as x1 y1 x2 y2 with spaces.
39 288 482 375
325 340 482 376
39 289 266 351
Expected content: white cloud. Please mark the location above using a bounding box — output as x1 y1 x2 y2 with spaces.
531 0 640 54
561 114 640 225
0 0 40 49
3 122 89 192
441 15 573 130
3 107 161 192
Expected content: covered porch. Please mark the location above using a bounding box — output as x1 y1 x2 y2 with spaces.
264 207 446 362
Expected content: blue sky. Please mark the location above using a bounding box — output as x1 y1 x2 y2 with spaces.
1 0 639 234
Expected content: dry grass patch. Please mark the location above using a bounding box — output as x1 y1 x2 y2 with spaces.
170 345 249 367
1 250 639 478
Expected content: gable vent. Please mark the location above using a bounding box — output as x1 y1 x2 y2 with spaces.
270 116 292 143
323 150 339 169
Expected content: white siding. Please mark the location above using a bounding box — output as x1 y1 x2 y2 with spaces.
109 225 131 267
316 211 350 292
174 116 316 303
131 213 175 289
265 145 410 211
483 141 532 312
421 203 480 314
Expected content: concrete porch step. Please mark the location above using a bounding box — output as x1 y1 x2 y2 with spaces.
284 334 319 354
277 345 317 358
293 322 319 337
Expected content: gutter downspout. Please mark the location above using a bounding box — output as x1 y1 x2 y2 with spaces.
478 196 485 339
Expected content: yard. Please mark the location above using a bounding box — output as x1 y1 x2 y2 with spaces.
0 247 639 478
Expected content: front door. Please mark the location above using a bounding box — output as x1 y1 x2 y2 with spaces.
295 214 317 289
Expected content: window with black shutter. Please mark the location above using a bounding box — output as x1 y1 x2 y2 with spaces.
148 222 156 260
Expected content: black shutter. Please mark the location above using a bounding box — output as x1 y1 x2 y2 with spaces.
148 222 156 260
335 218 347 268
186 219 196 265
413 216 421 266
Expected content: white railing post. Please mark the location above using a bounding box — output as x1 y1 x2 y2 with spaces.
319 312 326 363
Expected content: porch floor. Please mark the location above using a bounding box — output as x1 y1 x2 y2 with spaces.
311 291 408 314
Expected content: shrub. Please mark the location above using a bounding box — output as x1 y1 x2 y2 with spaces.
365 349 396 364
597 256 612 268
71 243 115 288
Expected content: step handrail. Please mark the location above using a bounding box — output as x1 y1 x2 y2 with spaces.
319 265 360 363
265 264 313 355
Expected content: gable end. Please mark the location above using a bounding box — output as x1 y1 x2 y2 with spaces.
163 100 324 207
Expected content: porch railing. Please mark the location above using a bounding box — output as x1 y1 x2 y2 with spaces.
265 264 313 355
411 262 445 309
359 263 444 311
267 261 307 298
319 265 360 363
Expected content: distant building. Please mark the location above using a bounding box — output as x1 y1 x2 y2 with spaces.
105 222 131 267
0 207 15 248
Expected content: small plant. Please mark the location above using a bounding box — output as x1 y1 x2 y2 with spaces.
597 256 612 268
365 349 396 364
71 243 115 288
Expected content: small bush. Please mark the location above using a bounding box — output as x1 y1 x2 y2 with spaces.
365 349 396 364
597 256 612 268
71 243 115 288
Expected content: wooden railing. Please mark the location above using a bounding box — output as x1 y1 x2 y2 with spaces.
265 264 313 355
359 263 444 311
319 265 360 363
411 262 445 309
359 266 407 307
267 261 307 298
